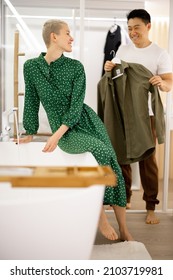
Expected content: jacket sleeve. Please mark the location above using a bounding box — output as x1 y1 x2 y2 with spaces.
150 84 165 144
97 79 105 122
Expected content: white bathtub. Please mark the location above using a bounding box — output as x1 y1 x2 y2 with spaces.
0 142 105 260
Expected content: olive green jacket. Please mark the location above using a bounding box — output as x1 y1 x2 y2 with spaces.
97 60 165 164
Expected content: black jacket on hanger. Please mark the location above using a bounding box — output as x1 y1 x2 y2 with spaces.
102 25 121 76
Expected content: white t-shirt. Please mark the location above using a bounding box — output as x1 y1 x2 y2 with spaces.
116 42 172 115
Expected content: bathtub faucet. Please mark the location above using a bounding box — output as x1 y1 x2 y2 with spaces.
1 107 18 141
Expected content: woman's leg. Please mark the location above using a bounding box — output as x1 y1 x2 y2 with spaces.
112 205 134 241
98 204 134 241
98 206 118 241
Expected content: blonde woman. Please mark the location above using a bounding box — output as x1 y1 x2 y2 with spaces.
19 19 133 241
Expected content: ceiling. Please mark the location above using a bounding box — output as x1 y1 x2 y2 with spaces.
6 0 145 10
5 0 170 17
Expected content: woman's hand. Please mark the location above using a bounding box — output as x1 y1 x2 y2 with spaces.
13 135 33 144
104 60 116 72
42 124 69 153
42 133 60 152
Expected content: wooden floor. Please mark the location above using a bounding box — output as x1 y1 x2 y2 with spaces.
95 212 173 260
129 179 173 211
95 179 173 260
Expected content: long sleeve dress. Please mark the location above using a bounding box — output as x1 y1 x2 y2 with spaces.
23 53 126 207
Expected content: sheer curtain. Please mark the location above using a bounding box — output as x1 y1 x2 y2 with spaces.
149 17 169 49
149 17 172 179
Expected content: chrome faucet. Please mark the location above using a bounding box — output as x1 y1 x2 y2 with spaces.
1 107 18 141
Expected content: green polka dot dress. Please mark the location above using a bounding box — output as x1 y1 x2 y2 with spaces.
23 53 126 207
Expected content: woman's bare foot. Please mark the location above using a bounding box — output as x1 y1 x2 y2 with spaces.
146 210 160 224
119 227 134 241
126 202 131 209
99 207 118 241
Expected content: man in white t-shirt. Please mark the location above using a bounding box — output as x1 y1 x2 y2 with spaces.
104 9 173 225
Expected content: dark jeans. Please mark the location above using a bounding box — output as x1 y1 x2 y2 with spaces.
120 117 159 210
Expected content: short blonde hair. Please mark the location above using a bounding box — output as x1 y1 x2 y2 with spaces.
42 19 66 47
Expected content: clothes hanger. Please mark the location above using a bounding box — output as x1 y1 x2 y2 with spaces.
109 17 118 33
110 50 116 58
111 56 123 79
112 56 121 64
109 52 122 80
110 50 121 65
112 72 123 79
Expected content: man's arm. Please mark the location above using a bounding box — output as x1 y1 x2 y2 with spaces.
149 73 173 92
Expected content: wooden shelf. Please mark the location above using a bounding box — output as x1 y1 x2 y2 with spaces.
0 165 116 188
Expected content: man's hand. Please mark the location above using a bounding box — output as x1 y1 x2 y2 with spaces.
149 75 163 87
149 73 173 92
104 60 116 72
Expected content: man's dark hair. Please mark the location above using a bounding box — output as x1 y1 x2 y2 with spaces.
127 9 151 24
